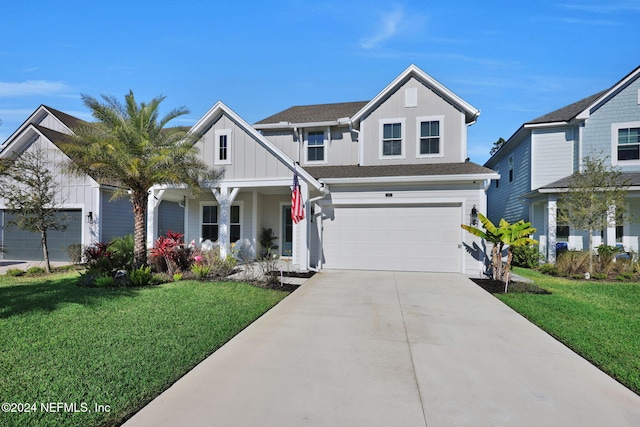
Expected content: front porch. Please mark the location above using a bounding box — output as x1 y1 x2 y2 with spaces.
146 179 314 271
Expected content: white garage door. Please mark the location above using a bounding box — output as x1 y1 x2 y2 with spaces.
322 204 462 272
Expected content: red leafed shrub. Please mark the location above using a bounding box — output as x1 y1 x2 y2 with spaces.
150 230 194 275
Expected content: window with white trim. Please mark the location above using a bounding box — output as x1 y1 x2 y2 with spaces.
416 116 443 157
508 156 514 182
201 204 241 242
305 130 325 163
215 129 232 165
380 119 405 158
617 127 640 161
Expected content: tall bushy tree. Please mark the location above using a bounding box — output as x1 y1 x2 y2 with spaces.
557 156 630 273
62 91 219 268
0 141 69 273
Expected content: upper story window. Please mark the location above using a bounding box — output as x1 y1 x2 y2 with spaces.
417 116 443 157
215 129 232 165
306 130 326 163
617 127 640 160
380 118 405 158
612 122 640 165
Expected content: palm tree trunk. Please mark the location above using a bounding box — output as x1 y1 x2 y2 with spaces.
41 230 51 274
131 191 148 269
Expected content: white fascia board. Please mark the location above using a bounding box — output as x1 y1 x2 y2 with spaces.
319 172 499 185
351 64 480 125
320 196 465 206
188 101 323 192
524 121 570 129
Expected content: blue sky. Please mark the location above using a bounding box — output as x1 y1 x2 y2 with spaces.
1 0 638 164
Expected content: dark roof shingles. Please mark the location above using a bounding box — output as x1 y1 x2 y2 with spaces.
255 101 368 125
303 162 495 179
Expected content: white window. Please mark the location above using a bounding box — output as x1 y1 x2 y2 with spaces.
416 116 444 157
379 118 405 158
201 204 241 242
305 130 326 163
508 156 514 182
612 122 640 165
215 129 232 165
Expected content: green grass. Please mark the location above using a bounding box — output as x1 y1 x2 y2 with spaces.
0 272 289 427
498 267 640 395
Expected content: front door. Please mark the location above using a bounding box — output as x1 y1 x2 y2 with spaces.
282 206 293 257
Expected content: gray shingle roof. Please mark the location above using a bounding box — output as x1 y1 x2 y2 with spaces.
303 162 496 179
526 90 607 125
539 172 640 189
43 105 87 131
255 101 369 125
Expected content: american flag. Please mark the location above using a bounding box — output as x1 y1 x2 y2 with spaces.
291 170 304 224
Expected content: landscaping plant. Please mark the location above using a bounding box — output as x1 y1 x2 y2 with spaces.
461 213 537 290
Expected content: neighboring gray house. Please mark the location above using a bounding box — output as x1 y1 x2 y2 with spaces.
485 66 640 262
0 106 161 261
148 65 498 274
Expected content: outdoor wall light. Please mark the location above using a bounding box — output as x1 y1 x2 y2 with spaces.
86 211 93 224
471 205 478 226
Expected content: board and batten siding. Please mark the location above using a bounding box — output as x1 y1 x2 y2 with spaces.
360 77 466 166
486 133 531 224
196 114 293 180
531 127 575 189
582 76 640 171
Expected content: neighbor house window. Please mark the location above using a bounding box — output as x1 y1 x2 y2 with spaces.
556 225 569 242
306 130 325 162
380 119 404 157
417 116 443 157
508 156 514 182
617 127 640 161
215 129 232 165
495 166 500 188
201 204 241 242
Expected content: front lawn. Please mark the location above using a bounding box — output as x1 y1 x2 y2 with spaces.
496 267 640 395
0 272 289 427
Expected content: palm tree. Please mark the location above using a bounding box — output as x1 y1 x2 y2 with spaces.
62 91 219 268
462 213 537 289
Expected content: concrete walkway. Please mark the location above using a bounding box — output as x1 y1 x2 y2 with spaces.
123 270 640 427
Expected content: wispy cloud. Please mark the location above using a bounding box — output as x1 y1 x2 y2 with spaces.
359 7 406 50
0 80 70 97
559 1 640 13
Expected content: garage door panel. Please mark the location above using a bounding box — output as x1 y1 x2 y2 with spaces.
322 205 462 272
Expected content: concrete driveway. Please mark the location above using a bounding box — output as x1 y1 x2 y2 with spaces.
123 270 640 427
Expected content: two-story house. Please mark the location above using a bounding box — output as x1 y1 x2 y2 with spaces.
485 66 640 262
2 65 497 274
146 64 497 274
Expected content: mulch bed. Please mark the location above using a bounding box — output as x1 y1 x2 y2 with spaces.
471 278 551 295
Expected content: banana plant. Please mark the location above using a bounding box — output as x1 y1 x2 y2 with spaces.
462 213 537 290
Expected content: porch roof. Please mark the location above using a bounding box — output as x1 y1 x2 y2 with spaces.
522 171 640 199
303 162 496 180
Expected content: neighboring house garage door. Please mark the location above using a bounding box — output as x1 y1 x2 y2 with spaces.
321 204 462 272
1 210 82 262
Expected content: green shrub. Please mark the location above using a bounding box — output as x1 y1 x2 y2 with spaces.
556 250 590 277
26 266 46 275
172 272 183 281
94 276 115 287
127 266 153 287
65 243 83 264
592 272 608 280
5 268 25 277
512 245 541 268
151 273 173 285
191 263 212 281
538 263 559 276
109 234 135 271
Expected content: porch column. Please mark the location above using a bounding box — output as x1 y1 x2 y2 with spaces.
606 204 617 247
293 180 309 270
548 196 557 263
147 189 165 248
213 186 239 258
